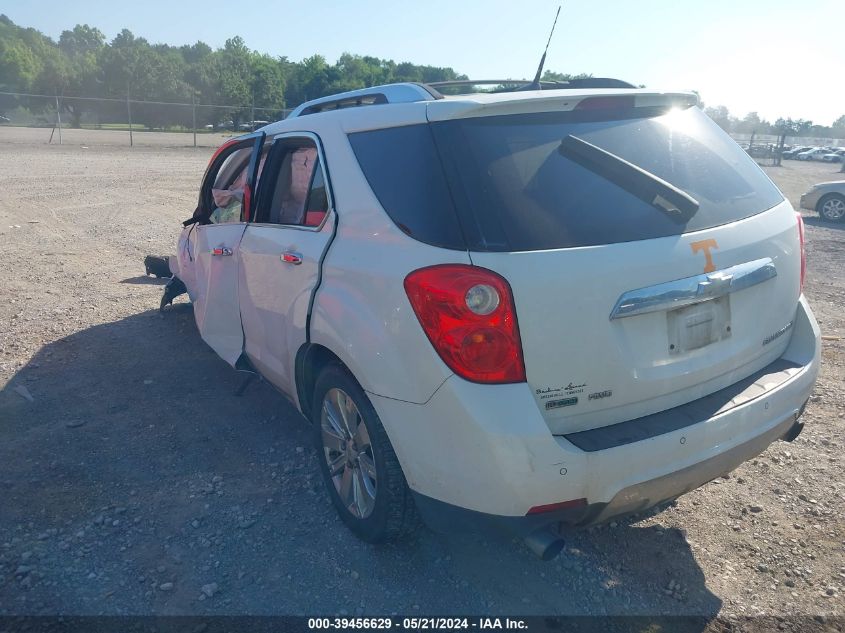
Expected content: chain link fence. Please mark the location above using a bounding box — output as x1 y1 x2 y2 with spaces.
0 91 292 147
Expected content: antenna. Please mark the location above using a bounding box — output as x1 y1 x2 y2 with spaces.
529 5 562 90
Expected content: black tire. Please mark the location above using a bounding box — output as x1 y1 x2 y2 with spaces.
312 364 417 543
817 193 845 223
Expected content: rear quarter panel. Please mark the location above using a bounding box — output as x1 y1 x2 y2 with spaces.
305 116 467 404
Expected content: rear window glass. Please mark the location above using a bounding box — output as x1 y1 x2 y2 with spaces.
434 106 784 251
347 124 466 250
350 106 784 252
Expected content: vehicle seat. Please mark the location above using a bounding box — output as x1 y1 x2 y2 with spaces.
304 210 326 227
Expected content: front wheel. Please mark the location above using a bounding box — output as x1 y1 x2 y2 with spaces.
312 364 417 543
817 193 845 222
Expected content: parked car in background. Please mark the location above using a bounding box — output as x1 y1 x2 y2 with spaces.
797 148 829 161
821 149 845 163
237 120 271 131
801 180 845 221
745 144 774 158
783 146 813 159
163 80 819 557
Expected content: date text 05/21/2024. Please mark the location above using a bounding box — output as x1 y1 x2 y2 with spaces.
307 617 528 630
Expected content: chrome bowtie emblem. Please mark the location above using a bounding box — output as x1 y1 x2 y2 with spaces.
697 272 733 297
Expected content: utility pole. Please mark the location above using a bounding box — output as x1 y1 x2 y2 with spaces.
55 95 63 145
127 85 134 147
191 94 197 148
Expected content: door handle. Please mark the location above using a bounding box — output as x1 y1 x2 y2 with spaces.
211 247 233 257
281 251 303 265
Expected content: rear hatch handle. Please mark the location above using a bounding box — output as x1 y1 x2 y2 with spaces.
609 257 777 320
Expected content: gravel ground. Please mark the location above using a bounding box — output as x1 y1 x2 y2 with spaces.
0 129 842 626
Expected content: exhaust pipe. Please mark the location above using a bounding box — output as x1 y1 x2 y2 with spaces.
782 402 808 443
524 528 566 561
782 418 804 442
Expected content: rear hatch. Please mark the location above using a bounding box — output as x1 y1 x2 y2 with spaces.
427 96 802 433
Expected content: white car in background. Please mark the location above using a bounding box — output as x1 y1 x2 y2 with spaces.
801 180 845 221
797 147 828 161
163 80 820 559
821 149 845 163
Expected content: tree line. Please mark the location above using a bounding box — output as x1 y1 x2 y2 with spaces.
0 15 467 129
702 104 845 140
1 14 843 138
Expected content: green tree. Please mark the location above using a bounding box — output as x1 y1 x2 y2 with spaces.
58 24 105 56
180 41 212 65
775 117 813 136
250 52 286 114
541 71 591 82
25 23 107 126
0 38 41 90
202 37 255 127
704 105 735 132
288 54 333 104
735 111 761 133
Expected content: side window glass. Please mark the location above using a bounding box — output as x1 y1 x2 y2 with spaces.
208 147 251 224
261 140 329 227
208 145 270 224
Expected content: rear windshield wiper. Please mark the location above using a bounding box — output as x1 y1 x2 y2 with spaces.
559 134 699 222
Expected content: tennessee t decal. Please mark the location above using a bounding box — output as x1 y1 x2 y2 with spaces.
690 238 718 273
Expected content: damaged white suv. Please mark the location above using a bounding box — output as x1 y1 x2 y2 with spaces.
164 80 820 558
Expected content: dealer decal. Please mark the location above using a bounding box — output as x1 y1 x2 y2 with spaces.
690 238 719 273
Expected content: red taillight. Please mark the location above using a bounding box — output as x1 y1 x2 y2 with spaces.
796 212 806 293
404 265 526 384
574 96 635 111
527 498 587 515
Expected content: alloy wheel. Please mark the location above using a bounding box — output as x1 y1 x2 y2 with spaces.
320 387 377 518
821 197 845 220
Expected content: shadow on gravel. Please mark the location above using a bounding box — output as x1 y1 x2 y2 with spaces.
803 216 845 232
0 308 721 621
120 276 170 285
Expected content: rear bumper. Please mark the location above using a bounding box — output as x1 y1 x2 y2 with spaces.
412 411 805 536
370 296 820 533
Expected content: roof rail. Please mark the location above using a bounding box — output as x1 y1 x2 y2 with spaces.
287 83 439 118
285 77 637 119
428 78 636 91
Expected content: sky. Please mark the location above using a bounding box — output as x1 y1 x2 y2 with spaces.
3 0 844 125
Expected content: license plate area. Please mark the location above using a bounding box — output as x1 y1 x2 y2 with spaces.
667 296 731 355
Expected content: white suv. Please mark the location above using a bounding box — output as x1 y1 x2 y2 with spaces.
165 80 820 558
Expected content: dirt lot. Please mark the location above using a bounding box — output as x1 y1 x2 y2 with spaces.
0 128 843 626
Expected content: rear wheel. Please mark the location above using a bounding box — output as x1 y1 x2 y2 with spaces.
312 364 417 543
817 194 845 222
